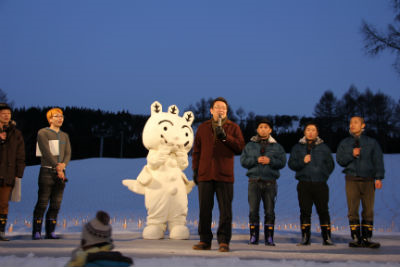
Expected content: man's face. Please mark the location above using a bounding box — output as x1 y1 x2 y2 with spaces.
49 112 64 128
210 101 227 121
257 123 272 139
350 117 365 135
304 125 318 141
0 109 11 125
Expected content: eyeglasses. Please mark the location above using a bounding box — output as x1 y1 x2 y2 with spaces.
213 105 227 110
53 115 64 118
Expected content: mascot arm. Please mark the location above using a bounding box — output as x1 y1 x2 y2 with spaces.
181 172 195 194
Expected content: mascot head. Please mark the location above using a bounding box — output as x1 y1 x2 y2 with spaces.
142 101 195 152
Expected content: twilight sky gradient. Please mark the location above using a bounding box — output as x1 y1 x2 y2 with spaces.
0 0 399 116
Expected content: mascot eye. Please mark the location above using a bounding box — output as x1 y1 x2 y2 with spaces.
163 127 168 131
185 132 189 137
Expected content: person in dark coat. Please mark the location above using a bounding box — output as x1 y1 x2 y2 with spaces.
240 118 286 246
288 122 335 246
0 103 25 241
336 116 384 249
192 97 245 252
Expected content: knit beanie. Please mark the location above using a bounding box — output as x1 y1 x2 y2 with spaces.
0 103 11 112
257 118 273 130
81 211 112 248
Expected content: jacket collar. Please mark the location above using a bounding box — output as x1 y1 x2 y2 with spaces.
299 136 324 145
250 135 277 144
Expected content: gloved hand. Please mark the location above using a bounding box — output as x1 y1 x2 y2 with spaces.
193 169 198 185
215 126 226 140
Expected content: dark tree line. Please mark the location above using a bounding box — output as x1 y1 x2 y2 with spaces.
2 86 399 166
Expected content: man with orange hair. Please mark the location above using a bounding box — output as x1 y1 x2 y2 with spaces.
32 108 71 240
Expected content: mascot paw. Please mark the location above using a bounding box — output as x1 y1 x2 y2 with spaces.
122 179 145 195
185 181 196 194
169 225 190 240
143 225 165 239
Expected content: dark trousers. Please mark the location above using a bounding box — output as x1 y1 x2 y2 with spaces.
198 180 233 244
0 185 12 214
345 180 375 222
297 181 330 225
33 167 66 220
248 179 277 225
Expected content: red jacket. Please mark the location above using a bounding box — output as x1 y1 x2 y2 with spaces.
192 119 244 183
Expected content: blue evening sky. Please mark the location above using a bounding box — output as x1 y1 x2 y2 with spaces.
0 0 398 116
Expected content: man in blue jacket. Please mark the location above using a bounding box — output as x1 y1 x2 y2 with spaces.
288 122 335 246
240 118 286 246
336 116 384 249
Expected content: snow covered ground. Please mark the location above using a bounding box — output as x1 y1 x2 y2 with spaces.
1 155 400 266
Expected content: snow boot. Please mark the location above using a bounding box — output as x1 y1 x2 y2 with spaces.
249 223 259 245
45 219 60 239
348 221 362 247
361 221 380 249
32 218 43 240
321 225 334 246
297 224 311 246
264 224 275 246
0 214 9 241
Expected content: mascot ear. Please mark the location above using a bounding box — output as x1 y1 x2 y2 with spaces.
168 105 179 115
183 111 194 126
151 101 162 115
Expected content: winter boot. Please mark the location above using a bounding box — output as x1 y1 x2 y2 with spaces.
361 221 380 249
45 219 60 239
0 214 9 241
321 225 334 246
348 221 362 247
32 218 43 240
297 224 311 246
249 223 259 245
264 224 275 246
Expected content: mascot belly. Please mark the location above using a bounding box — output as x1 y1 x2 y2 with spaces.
122 101 195 239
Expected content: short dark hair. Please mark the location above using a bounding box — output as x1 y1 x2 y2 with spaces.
211 97 228 109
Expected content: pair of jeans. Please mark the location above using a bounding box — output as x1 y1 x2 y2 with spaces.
197 180 233 244
33 167 66 220
248 179 277 225
297 181 330 225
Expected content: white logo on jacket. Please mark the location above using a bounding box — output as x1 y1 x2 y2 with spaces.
122 101 195 239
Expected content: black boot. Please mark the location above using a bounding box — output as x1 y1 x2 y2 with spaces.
264 224 275 246
361 221 380 249
297 224 311 246
32 218 43 240
249 223 259 245
0 214 9 241
348 221 362 247
45 219 60 239
321 225 334 246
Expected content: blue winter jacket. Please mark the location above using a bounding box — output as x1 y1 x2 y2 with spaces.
336 134 384 180
240 135 286 181
288 137 334 182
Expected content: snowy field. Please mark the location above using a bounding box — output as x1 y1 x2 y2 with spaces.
1 155 400 266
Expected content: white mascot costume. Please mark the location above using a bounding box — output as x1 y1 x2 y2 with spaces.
122 101 195 240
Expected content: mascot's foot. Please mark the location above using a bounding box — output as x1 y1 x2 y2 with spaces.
169 225 190 240
142 225 165 239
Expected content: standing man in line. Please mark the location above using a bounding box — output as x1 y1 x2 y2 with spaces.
336 116 384 248
32 108 71 240
0 103 25 241
192 97 245 252
240 118 286 246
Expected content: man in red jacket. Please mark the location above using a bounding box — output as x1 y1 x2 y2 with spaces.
192 97 245 252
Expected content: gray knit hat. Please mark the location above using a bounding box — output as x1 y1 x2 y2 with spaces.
81 211 112 248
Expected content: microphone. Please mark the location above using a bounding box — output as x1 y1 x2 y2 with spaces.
218 115 222 127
